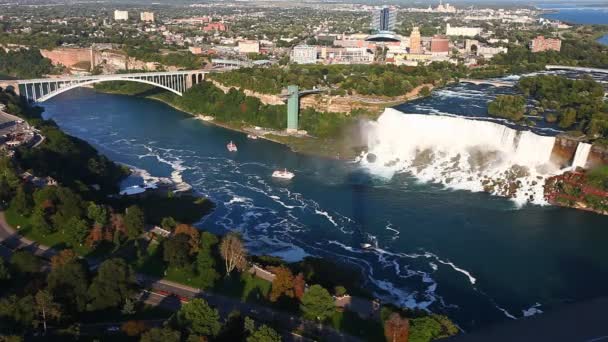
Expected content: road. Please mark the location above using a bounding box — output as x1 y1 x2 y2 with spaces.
0 211 360 342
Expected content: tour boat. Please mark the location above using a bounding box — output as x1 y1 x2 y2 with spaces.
272 168 295 180
227 141 238 152
247 134 258 140
361 243 374 249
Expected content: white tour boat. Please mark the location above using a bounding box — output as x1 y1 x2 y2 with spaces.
272 168 295 180
227 141 238 152
247 134 259 140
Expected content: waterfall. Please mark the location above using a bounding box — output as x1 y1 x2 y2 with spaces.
571 142 592 169
360 108 560 205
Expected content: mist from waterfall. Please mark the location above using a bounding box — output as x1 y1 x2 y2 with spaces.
360 108 561 206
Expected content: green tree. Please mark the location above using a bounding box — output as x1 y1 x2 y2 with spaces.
161 216 177 231
34 290 61 335
244 316 256 334
47 260 90 313
300 284 335 321
140 327 181 342
488 95 526 121
0 258 11 284
31 207 53 235
10 251 41 274
87 203 108 227
121 298 136 315
195 232 220 289
88 258 136 311
65 217 90 247
0 295 35 328
163 234 192 268
560 108 577 129
10 184 33 216
176 298 221 337
408 315 458 342
247 325 281 342
124 205 145 239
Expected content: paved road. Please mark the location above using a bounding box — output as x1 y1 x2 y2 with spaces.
0 211 360 342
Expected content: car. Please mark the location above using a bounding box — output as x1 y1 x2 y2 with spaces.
106 326 120 332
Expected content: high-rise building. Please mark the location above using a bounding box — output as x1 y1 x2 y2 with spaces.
409 27 422 54
372 6 396 32
114 10 129 21
140 12 155 22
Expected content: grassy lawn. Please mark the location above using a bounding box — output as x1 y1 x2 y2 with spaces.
4 207 92 255
214 273 272 304
330 310 385 342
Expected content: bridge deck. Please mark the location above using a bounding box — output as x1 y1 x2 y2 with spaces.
16 70 206 84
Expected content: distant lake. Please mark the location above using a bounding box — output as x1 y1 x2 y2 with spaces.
538 3 608 46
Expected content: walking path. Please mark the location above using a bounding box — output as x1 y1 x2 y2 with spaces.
0 211 361 342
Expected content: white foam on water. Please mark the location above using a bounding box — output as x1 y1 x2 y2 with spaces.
522 303 543 317
360 108 561 206
315 209 338 227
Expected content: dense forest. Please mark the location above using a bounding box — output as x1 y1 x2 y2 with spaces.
471 38 608 79
485 75 608 139
209 63 467 97
487 95 526 121
154 81 361 139
518 75 608 135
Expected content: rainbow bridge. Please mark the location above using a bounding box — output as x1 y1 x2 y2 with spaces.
1 70 208 102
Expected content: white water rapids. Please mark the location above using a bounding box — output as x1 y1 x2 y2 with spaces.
359 108 563 206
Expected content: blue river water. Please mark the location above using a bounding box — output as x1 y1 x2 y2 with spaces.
538 3 608 45
41 84 608 331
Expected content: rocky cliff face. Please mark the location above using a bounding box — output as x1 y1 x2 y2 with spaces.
588 144 608 169
41 48 92 69
549 134 579 168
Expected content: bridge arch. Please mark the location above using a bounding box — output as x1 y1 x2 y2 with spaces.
34 77 183 102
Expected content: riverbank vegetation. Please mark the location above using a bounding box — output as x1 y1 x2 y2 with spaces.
209 63 466 97
487 95 526 121
0 49 54 78
471 35 608 79
486 75 608 140
518 75 608 134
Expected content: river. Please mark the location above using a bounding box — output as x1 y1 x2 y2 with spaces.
538 3 608 45
41 81 608 330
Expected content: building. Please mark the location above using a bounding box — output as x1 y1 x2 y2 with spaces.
319 47 374 64
140 12 155 22
409 27 422 54
114 10 129 21
238 40 260 54
478 46 508 59
372 6 396 32
431 35 450 55
290 45 317 64
530 36 562 53
203 22 227 32
445 24 482 37
436 1 457 13
189 46 204 55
